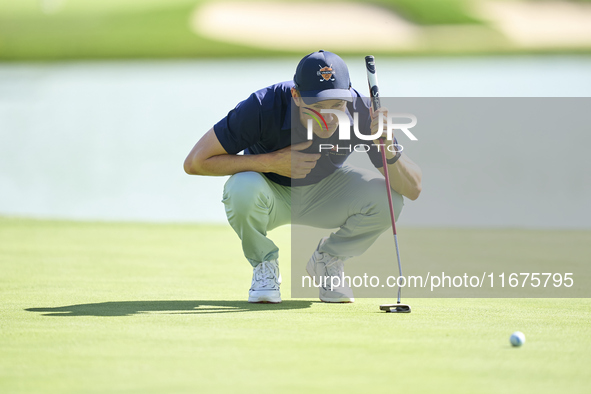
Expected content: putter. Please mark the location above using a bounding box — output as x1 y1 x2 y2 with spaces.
365 55 411 314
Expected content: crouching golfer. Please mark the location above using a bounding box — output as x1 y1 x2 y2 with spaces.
184 50 421 303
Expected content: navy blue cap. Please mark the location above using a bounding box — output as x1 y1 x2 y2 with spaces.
293 50 352 102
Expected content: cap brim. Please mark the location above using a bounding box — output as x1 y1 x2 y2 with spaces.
299 88 353 104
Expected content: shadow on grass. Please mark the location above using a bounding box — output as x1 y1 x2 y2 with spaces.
25 300 314 317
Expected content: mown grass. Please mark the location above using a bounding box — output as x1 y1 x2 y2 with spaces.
1 217 590 393
0 0 529 60
0 0 278 60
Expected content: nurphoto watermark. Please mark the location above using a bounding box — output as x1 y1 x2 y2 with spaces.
305 108 418 152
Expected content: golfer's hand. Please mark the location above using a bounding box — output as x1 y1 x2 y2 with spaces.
270 141 321 179
370 107 392 144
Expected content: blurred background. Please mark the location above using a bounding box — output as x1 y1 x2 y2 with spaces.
1 0 590 227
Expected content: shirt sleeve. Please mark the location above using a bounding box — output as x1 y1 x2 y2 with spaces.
213 93 262 154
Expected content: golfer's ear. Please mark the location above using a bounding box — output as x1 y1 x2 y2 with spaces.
291 88 303 107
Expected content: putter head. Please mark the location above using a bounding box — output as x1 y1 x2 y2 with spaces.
380 303 411 313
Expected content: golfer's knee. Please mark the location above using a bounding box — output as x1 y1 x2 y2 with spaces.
389 190 404 221
223 172 271 214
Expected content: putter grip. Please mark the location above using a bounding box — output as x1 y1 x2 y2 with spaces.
365 55 381 111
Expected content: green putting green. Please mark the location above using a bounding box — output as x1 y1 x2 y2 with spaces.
1 217 590 393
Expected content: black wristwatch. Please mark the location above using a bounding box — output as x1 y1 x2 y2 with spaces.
386 151 401 165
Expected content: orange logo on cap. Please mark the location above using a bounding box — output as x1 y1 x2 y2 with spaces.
317 65 335 82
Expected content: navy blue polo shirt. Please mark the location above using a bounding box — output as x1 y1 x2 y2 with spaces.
213 81 385 186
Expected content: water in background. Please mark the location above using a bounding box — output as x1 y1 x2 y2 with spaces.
1 56 590 227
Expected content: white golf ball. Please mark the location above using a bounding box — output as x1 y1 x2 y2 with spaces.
510 331 526 347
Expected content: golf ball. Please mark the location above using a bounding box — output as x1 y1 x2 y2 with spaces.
510 331 526 347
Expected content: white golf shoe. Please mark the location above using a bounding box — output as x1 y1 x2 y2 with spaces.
248 260 282 303
306 237 355 303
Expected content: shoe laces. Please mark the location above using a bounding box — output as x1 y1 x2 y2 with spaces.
253 261 280 289
324 256 344 279
316 253 345 290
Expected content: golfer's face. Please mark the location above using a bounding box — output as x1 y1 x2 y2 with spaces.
301 99 347 139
